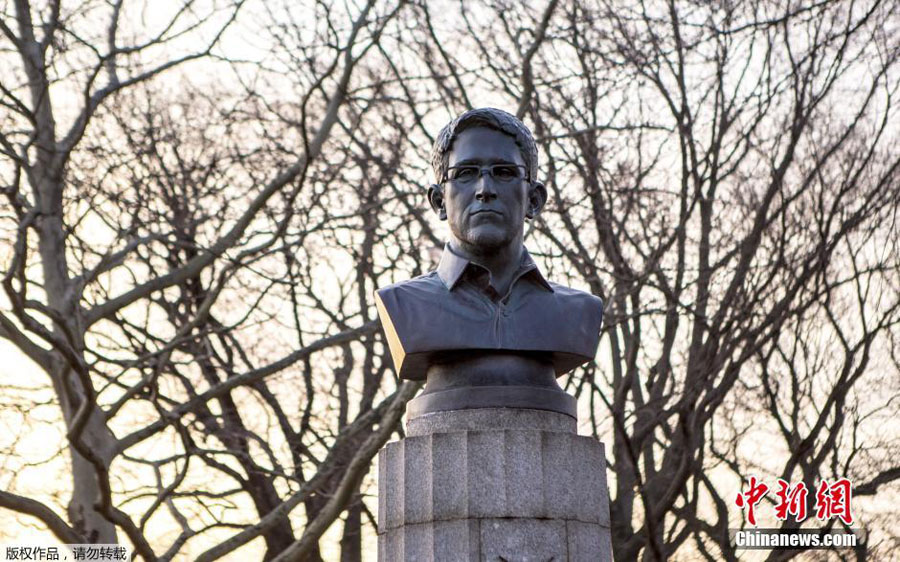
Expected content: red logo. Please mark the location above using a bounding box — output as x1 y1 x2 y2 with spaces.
735 476 769 526
736 477 854 526
815 478 853 525
774 479 808 522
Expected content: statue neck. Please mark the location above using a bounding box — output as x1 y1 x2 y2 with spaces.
448 236 524 296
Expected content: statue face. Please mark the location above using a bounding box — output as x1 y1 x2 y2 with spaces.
441 127 532 253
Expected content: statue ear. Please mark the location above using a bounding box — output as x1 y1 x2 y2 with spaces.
427 184 447 220
526 181 547 219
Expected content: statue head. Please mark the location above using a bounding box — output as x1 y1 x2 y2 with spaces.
427 108 547 256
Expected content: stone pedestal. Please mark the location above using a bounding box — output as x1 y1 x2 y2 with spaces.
378 408 612 561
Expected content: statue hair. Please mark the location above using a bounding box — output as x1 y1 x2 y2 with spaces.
430 108 539 183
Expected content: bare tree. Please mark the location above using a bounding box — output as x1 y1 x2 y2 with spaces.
520 1 900 559
2 0 898 560
1 0 422 559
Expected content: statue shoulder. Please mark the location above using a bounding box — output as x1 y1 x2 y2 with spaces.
376 272 445 306
546 281 604 312
374 272 447 381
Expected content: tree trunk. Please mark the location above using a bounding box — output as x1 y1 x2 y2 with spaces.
339 495 362 562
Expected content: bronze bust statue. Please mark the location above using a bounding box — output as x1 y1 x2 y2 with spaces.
375 108 603 418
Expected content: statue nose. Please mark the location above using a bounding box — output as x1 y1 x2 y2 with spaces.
475 174 498 201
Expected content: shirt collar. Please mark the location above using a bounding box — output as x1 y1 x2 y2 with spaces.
436 244 554 293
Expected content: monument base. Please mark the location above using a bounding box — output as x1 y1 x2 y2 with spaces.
377 408 612 561
406 385 577 419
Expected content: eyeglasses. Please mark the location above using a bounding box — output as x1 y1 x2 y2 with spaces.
443 164 527 184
